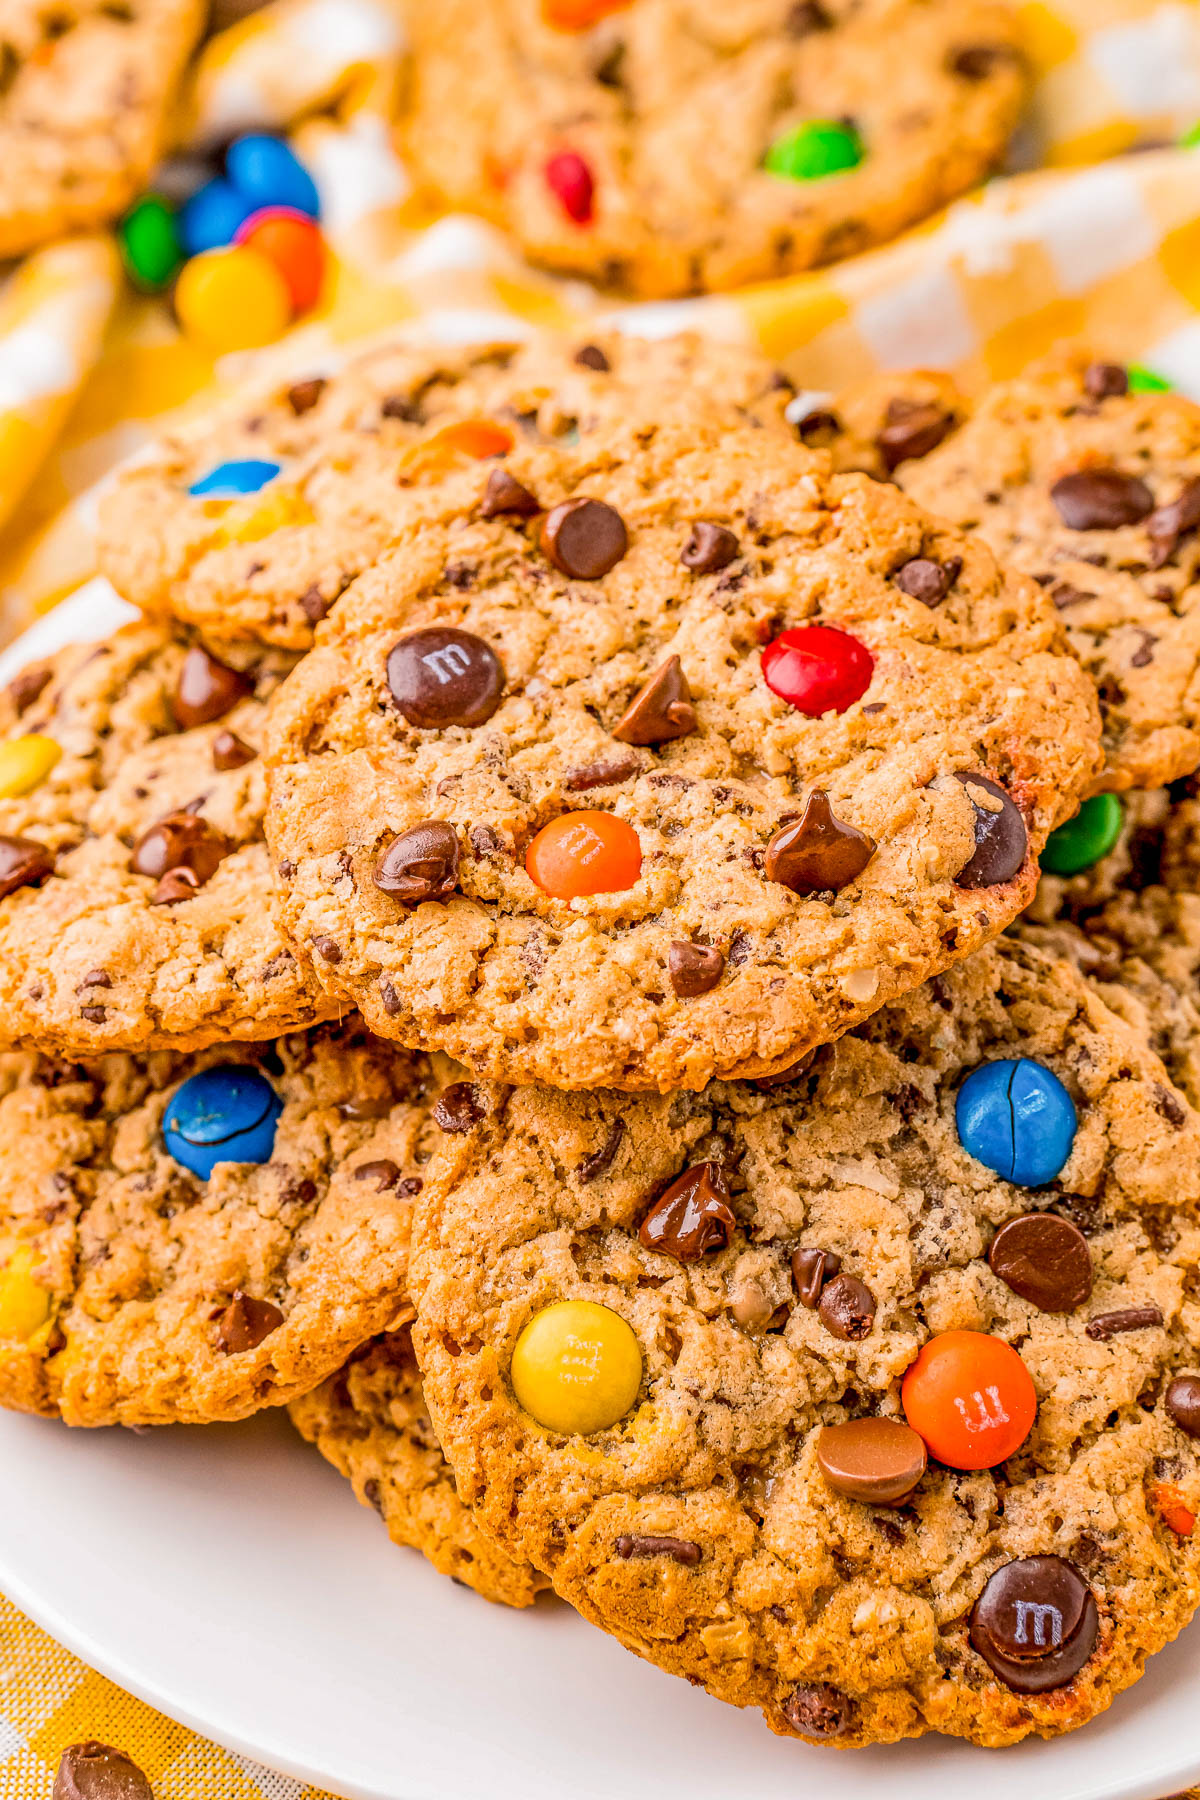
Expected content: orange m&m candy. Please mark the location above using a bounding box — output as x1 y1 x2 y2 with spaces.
901 1330 1036 1470
235 207 325 312
542 0 631 28
526 811 642 900
400 418 515 478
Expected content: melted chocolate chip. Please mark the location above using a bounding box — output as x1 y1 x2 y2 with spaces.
816 1417 927 1506
573 343 610 371
988 1213 1093 1312
212 729 255 770
791 1246 842 1308
53 1741 153 1800
680 521 739 574
1050 469 1155 531
131 811 229 886
480 467 540 519
781 1683 853 1738
387 627 505 730
576 1118 625 1183
612 656 697 746
894 555 961 606
1083 362 1128 400
818 1273 876 1340
615 1534 701 1565
1085 1303 1164 1340
286 377 326 416
434 1082 485 1132
764 792 876 896
354 1159 401 1190
952 772 1028 888
373 822 459 903
878 398 955 472
667 941 725 998
1147 476 1200 568
541 497 628 579
0 834 52 898
172 646 252 730
1166 1374 1200 1437
969 1556 1098 1694
217 1291 284 1354
639 1162 736 1263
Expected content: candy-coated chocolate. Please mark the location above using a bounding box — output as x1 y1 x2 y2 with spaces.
956 1058 1077 1187
969 1556 1098 1694
764 119 864 180
226 133 320 219
526 811 642 899
188 458 282 499
179 177 257 256
175 246 292 353
545 150 594 223
760 625 873 717
0 734 61 799
235 208 325 312
162 1066 282 1180
0 1246 52 1343
119 194 183 290
1040 792 1124 877
511 1299 642 1434
902 1329 1037 1469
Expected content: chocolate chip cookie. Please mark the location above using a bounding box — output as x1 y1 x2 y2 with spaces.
402 0 1027 298
0 623 331 1055
290 1328 550 1607
98 332 791 652
410 936 1200 1748
264 415 1101 1090
0 1023 442 1426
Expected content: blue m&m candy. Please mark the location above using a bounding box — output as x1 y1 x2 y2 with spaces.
956 1058 1077 1188
226 134 320 220
188 458 281 498
179 177 258 256
163 1065 282 1180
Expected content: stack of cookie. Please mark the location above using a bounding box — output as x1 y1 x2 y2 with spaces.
2 328 1200 1752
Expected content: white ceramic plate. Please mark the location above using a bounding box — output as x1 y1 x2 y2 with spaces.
1 592 1199 1800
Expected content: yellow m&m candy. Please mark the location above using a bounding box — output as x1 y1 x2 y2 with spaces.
175 246 292 354
511 1299 642 1435
0 1246 53 1344
0 734 60 799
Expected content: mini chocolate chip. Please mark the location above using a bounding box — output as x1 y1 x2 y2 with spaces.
969 1556 1098 1694
680 521 739 574
1050 469 1155 531
0 834 53 898
212 729 255 770
1051 582 1095 609
1155 1083 1186 1127
1166 1374 1200 1436
786 0 831 33
818 1273 875 1340
386 627 505 729
480 467 540 519
150 868 202 906
80 1005 108 1023
379 978 402 1016
791 1246 842 1308
434 1081 484 1132
952 772 1028 888
878 398 954 472
576 1118 625 1183
668 941 725 998
615 1534 701 1565
354 1159 401 1190
612 655 697 746
217 1291 284 1354
286 376 326 415
76 969 111 991
764 792 876 896
374 822 459 903
541 497 628 578
53 1741 153 1800
1085 1303 1164 1340
564 755 641 791
573 343 610 371
895 555 961 606
639 1162 736 1263
312 935 342 963
381 392 421 421
8 663 50 713
951 43 1015 78
299 585 331 623
988 1214 1093 1312
1130 630 1157 667
1083 362 1128 400
131 811 229 885
781 1683 852 1738
1147 476 1200 567
172 646 252 730
816 1417 927 1506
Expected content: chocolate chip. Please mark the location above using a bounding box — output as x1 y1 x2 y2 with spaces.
0 834 52 898
818 1273 875 1340
951 43 1015 78
988 1214 1093 1312
1130 630 1157 667
8 663 50 714
373 822 459 903
952 772 1027 888
816 1417 927 1506
381 392 421 421
354 1159 400 1190
764 792 876 896
541 497 627 579
212 729 255 770
969 1556 1098 1693
53 1741 153 1800
639 1162 736 1263
895 555 961 606
1147 476 1200 567
753 1050 816 1090
573 343 610 371
299 585 331 623
434 1081 485 1132
337 1095 394 1120
576 1117 625 1183
386 627 505 730
131 811 229 885
1083 362 1129 400
150 869 203 906
1085 1303 1164 1340
1166 1374 1200 1436
76 969 111 991
612 656 697 746
286 376 326 415
1050 469 1155 531
615 1534 701 1565
667 941 725 998
564 755 641 791
680 521 739 574
217 1291 284 1354
786 0 831 33
379 978 402 1016
480 467 540 519
791 1246 842 1308
878 398 954 472
172 646 252 730
781 1683 852 1738
79 1005 108 1023
312 935 342 963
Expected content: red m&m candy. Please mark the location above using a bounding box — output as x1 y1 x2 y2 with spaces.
545 151 595 224
761 625 873 717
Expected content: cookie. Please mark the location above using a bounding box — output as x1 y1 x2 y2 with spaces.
410 936 1200 1748
0 622 330 1055
264 415 1101 1091
290 1328 550 1608
97 332 791 652
0 0 204 257
0 1022 442 1426
401 0 1027 298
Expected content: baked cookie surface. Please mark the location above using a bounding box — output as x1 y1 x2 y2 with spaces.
0 0 204 257
265 417 1100 1091
98 332 791 651
290 1328 550 1608
402 0 1027 298
0 1022 441 1426
410 937 1200 1748
0 623 330 1055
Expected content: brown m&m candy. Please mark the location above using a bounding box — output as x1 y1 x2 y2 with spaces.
969 1555 1098 1694
816 1416 927 1506
988 1213 1093 1312
764 791 875 896
1166 1374 1200 1437
952 772 1027 888
374 821 460 903
53 1741 154 1800
612 656 697 746
386 627 504 730
0 834 53 898
639 1162 736 1263
541 497 628 579
172 645 252 730
1050 469 1154 531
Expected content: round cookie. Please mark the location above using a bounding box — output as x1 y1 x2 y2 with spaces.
0 1022 447 1427
410 936 1200 1748
401 0 1027 298
0 622 331 1055
264 415 1102 1090
289 1328 550 1608
97 332 792 651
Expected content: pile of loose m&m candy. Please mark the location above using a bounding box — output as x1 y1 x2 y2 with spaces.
118 132 326 354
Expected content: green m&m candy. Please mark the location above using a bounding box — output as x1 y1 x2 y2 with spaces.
1041 793 1124 877
1180 120 1200 148
764 119 864 181
1128 363 1171 394
119 195 183 291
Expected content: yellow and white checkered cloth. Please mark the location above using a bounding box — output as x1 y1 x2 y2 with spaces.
4 1 1200 1793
